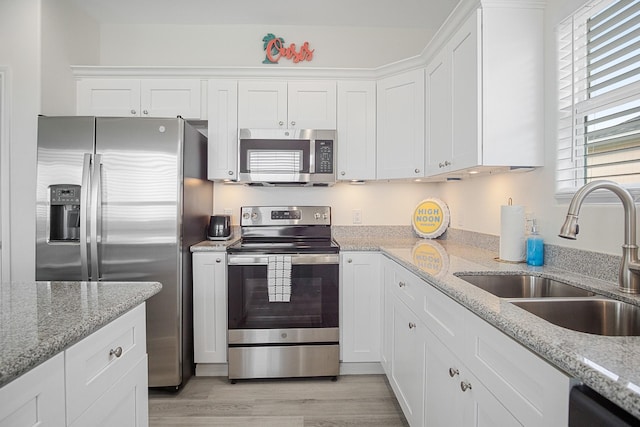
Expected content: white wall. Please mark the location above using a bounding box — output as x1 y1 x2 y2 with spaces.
438 0 635 256
99 24 433 68
0 0 98 280
0 0 41 280
41 0 100 115
213 181 443 226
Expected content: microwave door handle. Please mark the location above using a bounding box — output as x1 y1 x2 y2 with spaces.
80 153 91 281
89 153 102 280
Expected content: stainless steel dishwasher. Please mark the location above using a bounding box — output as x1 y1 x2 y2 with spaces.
569 385 639 426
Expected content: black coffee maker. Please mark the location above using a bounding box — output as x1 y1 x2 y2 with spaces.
207 215 231 240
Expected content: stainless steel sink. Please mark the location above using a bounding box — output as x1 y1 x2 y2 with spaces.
511 298 640 336
456 274 596 298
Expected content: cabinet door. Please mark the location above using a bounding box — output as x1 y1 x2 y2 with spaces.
380 257 395 376
425 331 465 427
207 80 238 180
77 79 140 116
425 49 453 176
287 81 337 129
238 81 287 128
450 12 480 172
193 252 228 364
0 353 65 427
70 356 148 427
140 79 202 119
376 69 425 179
337 81 376 181
340 252 381 363
390 293 426 427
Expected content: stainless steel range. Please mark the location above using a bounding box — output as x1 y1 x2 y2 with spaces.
226 206 340 381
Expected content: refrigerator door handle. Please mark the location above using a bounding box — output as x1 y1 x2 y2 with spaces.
80 153 92 281
90 153 102 280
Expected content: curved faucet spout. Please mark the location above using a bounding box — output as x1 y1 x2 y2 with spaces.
558 180 640 293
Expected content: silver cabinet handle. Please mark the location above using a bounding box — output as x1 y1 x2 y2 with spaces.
398 281 406 288
347 258 352 263
228 170 234 175
216 258 222 263
445 160 451 166
414 168 420 173
143 109 149 115
290 121 296 126
109 346 123 358
279 121 284 126
449 368 459 377
460 381 472 392
130 109 137 115
408 322 416 329
341 171 346 176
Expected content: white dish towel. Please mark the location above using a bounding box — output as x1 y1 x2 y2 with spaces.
267 255 292 302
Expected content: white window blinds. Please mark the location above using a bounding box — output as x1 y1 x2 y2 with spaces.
557 0 640 197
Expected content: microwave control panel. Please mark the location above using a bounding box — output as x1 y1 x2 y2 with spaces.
315 140 334 174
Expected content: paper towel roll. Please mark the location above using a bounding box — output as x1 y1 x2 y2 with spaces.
500 205 526 262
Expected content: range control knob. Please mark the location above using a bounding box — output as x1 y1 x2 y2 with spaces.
242 212 250 220
322 213 328 220
251 212 259 220
314 213 321 220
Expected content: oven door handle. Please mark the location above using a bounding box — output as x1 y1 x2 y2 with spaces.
228 254 339 265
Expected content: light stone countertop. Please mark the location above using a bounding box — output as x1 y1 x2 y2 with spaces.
339 235 640 419
0 281 161 388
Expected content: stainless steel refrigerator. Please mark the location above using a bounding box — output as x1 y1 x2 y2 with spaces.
36 116 212 388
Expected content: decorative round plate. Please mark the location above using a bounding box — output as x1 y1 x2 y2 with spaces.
412 198 450 239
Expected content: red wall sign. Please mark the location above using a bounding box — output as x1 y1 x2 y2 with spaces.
262 34 314 64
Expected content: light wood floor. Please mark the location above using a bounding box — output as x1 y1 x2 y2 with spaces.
149 375 409 426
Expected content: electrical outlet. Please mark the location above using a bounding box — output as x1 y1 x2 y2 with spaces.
223 208 233 216
352 209 362 224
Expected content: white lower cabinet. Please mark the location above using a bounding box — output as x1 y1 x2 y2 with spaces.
340 252 381 363
381 256 570 426
0 303 148 427
425 330 520 427
70 356 148 427
389 292 426 427
193 252 228 364
0 353 66 426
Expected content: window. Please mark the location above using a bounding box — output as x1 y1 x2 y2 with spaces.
557 0 640 198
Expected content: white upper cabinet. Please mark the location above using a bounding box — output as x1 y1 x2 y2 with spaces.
425 5 544 177
238 80 336 129
336 81 376 181
376 69 425 180
207 80 239 181
77 78 202 119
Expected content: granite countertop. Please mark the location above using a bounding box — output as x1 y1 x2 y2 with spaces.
0 281 162 388
190 237 239 252
339 235 640 419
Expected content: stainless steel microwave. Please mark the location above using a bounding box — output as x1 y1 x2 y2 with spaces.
237 129 336 186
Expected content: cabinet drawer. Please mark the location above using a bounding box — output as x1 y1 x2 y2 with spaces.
66 304 147 425
464 311 570 426
388 263 424 315
417 283 466 355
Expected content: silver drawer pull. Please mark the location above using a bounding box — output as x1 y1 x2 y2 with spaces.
398 281 406 288
109 346 123 358
449 367 459 377
408 322 416 329
460 381 472 392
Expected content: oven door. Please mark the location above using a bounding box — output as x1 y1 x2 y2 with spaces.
227 253 339 332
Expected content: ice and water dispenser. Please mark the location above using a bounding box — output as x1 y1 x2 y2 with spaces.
49 184 81 242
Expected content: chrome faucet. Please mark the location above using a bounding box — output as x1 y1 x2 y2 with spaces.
559 180 640 294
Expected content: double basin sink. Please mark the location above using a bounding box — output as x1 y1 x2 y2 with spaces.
456 273 640 336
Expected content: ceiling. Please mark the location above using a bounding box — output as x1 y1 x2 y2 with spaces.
67 0 460 29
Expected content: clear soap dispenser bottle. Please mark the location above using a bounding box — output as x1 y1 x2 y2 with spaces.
526 219 544 266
